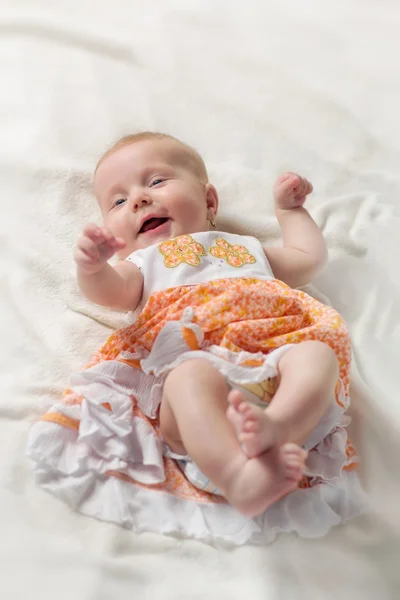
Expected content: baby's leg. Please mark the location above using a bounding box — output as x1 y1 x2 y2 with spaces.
227 341 339 457
160 359 306 517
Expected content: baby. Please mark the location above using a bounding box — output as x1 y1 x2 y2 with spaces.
73 132 343 517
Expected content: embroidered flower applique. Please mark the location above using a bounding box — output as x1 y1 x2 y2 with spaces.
209 238 256 267
158 235 206 268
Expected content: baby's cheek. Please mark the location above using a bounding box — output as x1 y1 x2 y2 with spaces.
107 214 123 232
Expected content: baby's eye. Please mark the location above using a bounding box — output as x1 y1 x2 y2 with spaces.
114 198 126 207
150 178 165 187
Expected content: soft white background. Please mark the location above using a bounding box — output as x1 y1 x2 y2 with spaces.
1 0 399 598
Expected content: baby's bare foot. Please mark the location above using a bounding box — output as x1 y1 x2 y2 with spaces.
224 443 306 517
227 389 278 457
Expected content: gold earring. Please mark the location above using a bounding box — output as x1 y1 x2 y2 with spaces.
210 218 216 229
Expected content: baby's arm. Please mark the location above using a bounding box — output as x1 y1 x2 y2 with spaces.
264 173 327 288
74 224 143 311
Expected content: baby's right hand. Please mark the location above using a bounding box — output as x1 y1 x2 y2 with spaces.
74 224 126 274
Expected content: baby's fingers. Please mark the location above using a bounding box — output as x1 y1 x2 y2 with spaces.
82 224 109 245
82 223 100 239
303 178 313 193
277 173 300 194
98 226 116 244
77 236 101 260
293 178 311 200
276 172 298 185
93 227 126 249
306 180 313 195
108 236 126 249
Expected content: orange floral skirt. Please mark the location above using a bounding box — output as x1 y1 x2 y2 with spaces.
27 278 365 545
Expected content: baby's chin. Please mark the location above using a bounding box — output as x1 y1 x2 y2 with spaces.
119 220 173 255
124 232 173 255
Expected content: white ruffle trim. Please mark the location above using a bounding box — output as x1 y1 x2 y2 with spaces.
27 412 366 545
137 307 294 384
26 308 367 545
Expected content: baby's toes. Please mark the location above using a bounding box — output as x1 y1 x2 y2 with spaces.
284 464 303 483
242 420 258 433
227 389 244 412
281 443 306 459
237 400 252 416
281 444 306 477
284 457 304 476
241 402 259 421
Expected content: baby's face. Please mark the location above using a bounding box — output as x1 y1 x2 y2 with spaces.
94 139 217 257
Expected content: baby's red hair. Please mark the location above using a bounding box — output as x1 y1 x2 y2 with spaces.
95 131 208 182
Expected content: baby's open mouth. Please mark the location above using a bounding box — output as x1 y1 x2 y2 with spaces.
139 217 169 234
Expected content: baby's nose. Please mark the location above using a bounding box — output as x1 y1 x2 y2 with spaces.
132 196 152 211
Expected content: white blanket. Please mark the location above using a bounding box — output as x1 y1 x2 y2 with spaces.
1 0 399 598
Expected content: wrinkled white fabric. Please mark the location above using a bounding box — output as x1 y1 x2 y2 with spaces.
2 0 400 598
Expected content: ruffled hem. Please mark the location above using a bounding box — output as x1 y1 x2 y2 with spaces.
27 420 367 545
26 307 365 545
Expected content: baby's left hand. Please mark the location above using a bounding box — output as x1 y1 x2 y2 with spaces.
273 172 313 210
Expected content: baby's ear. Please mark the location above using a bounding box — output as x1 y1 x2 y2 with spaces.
205 183 219 216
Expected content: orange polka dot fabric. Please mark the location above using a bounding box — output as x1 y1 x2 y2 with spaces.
50 277 357 504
